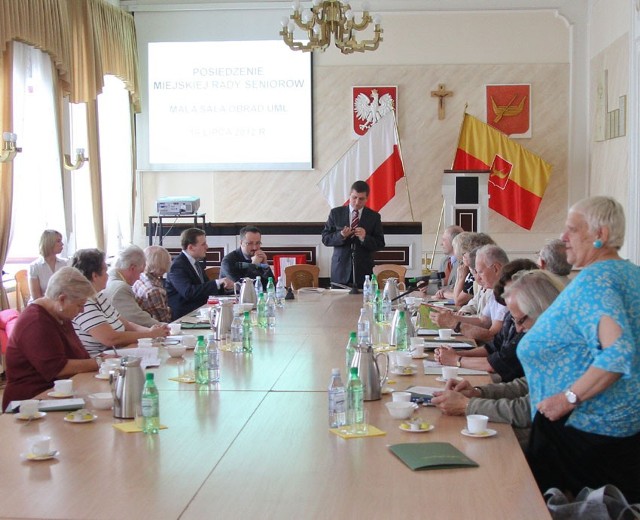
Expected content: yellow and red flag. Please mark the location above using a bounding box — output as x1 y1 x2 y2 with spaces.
452 113 552 230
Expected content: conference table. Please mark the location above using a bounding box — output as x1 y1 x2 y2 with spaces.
0 291 550 519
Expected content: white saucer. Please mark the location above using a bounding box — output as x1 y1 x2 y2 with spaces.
435 376 463 383
399 423 434 433
47 391 73 398
64 412 98 423
411 353 427 359
461 428 497 438
95 373 110 380
16 411 46 421
381 386 395 394
21 450 59 461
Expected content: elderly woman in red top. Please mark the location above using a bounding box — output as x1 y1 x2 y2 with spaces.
2 267 100 410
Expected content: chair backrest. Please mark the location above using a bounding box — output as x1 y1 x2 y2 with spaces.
372 264 407 289
284 264 320 290
204 266 220 281
14 270 30 311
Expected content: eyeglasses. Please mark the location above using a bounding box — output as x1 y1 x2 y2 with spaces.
514 314 529 326
242 241 262 247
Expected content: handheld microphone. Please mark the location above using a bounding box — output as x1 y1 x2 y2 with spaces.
406 275 431 286
236 261 270 270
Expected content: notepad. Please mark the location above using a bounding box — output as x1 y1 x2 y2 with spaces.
389 442 478 471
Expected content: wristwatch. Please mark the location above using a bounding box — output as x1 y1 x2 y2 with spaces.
564 388 579 405
454 322 462 334
456 356 462 368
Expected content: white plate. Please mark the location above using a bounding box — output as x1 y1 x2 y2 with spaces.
21 450 59 461
411 353 427 359
47 391 73 398
435 376 463 383
381 386 395 394
399 423 434 433
94 373 110 380
64 413 98 423
391 368 417 376
461 428 497 438
16 411 47 421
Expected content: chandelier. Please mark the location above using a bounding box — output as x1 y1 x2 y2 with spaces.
280 0 383 54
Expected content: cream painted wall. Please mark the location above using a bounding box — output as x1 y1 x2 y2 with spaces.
589 0 630 57
136 9 571 259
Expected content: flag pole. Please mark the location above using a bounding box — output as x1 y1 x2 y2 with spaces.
452 104 469 166
392 111 414 221
429 197 445 272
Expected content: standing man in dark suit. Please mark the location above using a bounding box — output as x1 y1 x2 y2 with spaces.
220 225 275 290
166 228 234 320
321 180 385 288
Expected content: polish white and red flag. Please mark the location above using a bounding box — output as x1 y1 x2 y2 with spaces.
317 111 405 212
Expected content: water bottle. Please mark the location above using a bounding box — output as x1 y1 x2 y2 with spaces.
242 311 253 352
362 274 372 304
347 367 365 433
257 292 267 329
328 368 346 428
394 310 408 352
373 289 383 323
206 334 220 383
194 335 209 384
266 293 276 330
275 276 286 307
371 274 378 297
231 313 244 353
141 372 160 434
266 277 275 298
357 309 371 344
382 292 392 323
346 331 357 370
254 276 263 295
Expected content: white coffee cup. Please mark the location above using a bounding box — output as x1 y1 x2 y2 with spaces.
467 414 489 434
31 435 51 456
441 366 459 381
396 352 413 368
20 400 39 418
53 379 73 395
438 328 453 340
169 323 181 335
410 338 424 358
392 391 412 402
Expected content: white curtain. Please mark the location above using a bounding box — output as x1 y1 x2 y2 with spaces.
98 75 134 257
8 42 66 259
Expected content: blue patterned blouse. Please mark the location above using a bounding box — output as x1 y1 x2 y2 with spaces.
518 259 640 437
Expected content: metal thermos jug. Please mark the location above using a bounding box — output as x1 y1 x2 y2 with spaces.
210 300 234 340
236 278 257 308
111 356 145 419
350 344 388 401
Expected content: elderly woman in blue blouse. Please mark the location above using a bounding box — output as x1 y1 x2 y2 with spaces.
518 196 640 501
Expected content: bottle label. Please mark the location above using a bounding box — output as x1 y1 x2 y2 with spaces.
141 397 158 417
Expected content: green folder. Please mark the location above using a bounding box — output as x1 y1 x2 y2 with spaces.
389 442 479 471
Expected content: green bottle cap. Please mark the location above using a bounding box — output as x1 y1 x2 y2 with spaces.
197 335 204 340
146 372 154 381
349 331 357 338
399 311 405 317
350 367 358 376
244 311 250 317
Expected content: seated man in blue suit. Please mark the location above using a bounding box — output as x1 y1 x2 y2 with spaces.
321 180 385 288
220 225 275 290
166 228 234 320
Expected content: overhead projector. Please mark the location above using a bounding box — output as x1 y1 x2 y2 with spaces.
156 196 200 216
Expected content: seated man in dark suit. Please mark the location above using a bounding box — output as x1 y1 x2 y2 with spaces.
220 225 275 290
321 180 385 288
166 228 234 320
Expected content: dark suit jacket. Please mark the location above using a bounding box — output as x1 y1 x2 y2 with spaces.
321 206 385 287
166 252 221 320
220 248 275 290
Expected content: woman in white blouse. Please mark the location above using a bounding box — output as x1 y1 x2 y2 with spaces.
28 229 68 301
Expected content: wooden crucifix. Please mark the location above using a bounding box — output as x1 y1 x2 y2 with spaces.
431 84 453 120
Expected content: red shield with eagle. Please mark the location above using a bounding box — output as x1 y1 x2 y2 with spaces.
352 86 397 136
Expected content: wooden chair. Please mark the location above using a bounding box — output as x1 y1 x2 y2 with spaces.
372 264 407 289
204 266 220 281
14 270 30 311
284 264 319 290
